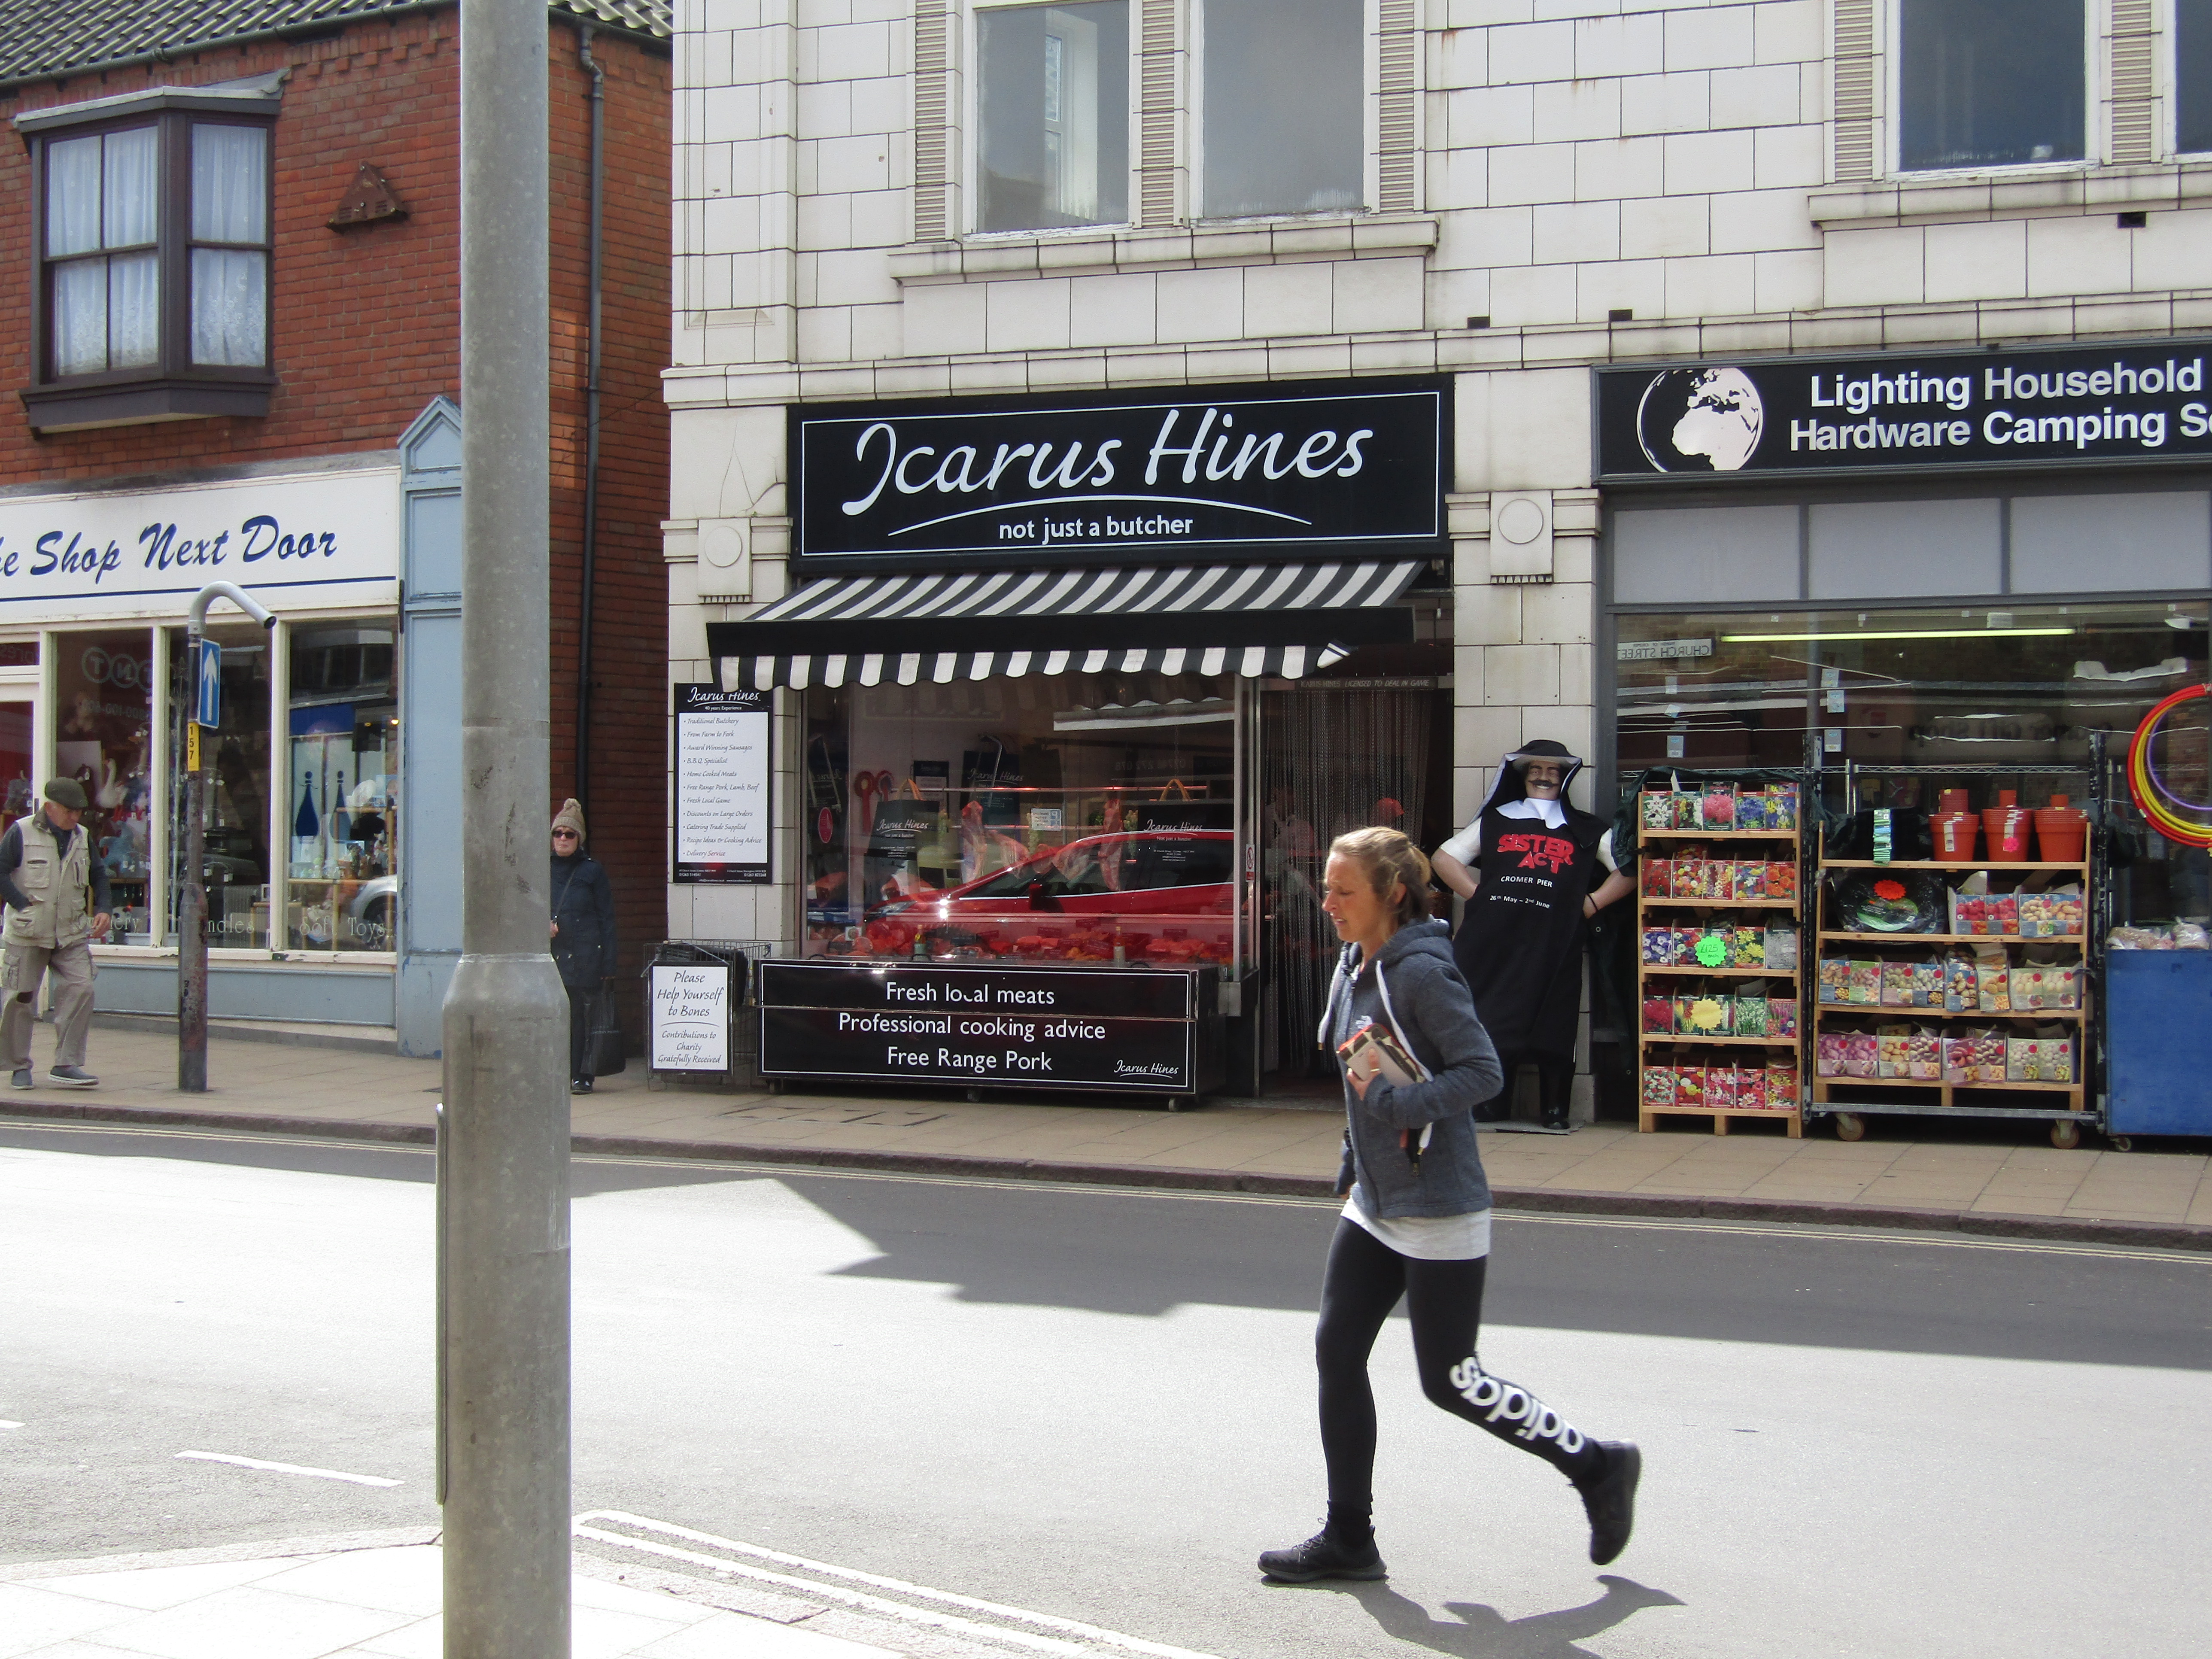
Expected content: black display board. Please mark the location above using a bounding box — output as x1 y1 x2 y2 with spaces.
1596 338 2212 483
757 960 1201 1091
790 376 1449 572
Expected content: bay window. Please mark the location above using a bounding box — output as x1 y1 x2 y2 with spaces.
17 76 280 432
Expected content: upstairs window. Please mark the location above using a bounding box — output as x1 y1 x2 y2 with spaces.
1897 0 2085 171
978 1 1130 232
1200 0 1362 218
2180 0 2212 155
45 126 160 375
189 123 271 367
18 75 280 434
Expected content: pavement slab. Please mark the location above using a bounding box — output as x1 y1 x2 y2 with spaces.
3 1025 2206 1246
0 1543 902 1659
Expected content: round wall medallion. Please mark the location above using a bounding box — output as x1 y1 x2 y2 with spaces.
1494 496 1547 546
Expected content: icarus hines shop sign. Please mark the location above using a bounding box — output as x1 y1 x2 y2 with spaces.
790 377 1448 572
1596 340 2212 482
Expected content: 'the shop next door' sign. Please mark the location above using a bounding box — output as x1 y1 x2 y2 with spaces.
674 684 771 883
650 962 731 1071
0 466 401 624
1597 338 2212 482
757 960 1199 1091
790 376 1449 572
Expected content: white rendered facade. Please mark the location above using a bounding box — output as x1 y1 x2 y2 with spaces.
663 0 2212 975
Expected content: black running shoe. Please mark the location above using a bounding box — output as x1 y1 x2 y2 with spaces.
1577 1441 1641 1565
1258 1528 1386 1583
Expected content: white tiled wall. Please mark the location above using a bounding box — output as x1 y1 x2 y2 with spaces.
666 0 2212 940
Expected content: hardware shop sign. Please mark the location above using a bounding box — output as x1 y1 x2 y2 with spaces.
757 960 1198 1091
1596 338 2212 482
790 376 1449 572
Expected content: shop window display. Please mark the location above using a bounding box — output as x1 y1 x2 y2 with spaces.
1615 600 2209 784
165 623 271 948
57 629 155 942
803 674 1238 966
285 624 399 952
0 701 32 838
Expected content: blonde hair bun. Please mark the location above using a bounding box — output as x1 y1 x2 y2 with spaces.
1329 826 1433 927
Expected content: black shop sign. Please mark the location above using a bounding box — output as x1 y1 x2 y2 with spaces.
757 960 1199 1091
789 376 1449 573
1596 338 2212 483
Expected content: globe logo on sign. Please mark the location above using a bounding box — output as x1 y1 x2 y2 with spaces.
1635 366 1765 472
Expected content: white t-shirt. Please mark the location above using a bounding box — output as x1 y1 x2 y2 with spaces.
1342 1185 1493 1261
1438 797 1621 872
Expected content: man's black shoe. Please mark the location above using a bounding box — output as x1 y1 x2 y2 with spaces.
1258 1527 1386 1583
9 1066 31 1089
1577 1441 1641 1565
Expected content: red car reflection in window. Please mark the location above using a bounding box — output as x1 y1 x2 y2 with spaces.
862 830 1235 962
878 830 1234 918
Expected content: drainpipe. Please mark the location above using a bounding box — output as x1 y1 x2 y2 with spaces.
574 24 606 810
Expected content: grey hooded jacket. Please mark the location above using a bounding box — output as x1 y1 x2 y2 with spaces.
1325 918 1506 1219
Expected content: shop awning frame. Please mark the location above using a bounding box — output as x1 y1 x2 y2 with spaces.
706 560 1428 688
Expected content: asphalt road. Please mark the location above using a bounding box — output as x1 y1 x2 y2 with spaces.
2 1118 2207 1659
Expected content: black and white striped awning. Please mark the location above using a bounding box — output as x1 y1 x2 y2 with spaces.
706 561 1426 689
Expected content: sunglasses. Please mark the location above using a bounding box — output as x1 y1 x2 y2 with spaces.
552 829 579 839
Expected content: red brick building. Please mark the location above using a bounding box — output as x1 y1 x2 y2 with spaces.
0 0 671 1055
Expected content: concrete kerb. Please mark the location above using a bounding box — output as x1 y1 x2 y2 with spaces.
4 1099 2207 1254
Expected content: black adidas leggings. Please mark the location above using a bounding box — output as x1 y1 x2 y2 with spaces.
1316 1218 1603 1516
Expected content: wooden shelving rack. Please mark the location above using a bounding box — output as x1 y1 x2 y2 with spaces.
1811 855 2092 1149
1636 823 1806 1137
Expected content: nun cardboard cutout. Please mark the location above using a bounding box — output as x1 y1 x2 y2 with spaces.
1433 740 1635 1132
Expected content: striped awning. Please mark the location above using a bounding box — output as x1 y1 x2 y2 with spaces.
706 560 1427 689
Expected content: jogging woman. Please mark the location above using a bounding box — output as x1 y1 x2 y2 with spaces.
1258 826 1641 1583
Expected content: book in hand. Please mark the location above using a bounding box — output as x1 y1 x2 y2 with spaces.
1337 1021 1423 1088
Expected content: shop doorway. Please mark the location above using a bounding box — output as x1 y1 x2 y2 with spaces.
0 699 30 836
1259 679 1449 1097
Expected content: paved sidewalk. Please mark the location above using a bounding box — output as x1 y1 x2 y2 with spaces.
5 1025 2209 1246
0 1533 897 1658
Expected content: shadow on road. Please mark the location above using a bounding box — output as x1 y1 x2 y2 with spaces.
1278 1573 1685 1657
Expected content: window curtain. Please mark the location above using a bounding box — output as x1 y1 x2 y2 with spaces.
1260 686 1433 1077
46 128 158 375
191 125 267 367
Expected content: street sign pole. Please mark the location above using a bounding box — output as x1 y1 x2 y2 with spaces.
177 583 272 1094
441 1 571 1651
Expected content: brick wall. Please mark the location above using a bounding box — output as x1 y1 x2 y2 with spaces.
0 7 672 1004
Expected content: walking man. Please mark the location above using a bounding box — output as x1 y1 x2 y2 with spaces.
1 779 112 1089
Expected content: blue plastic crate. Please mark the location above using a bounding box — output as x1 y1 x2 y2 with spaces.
2107 951 2212 1136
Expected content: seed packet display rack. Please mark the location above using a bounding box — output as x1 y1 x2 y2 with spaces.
1633 775 1808 1137
1808 763 2099 1151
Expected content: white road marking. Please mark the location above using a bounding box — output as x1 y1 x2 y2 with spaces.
575 1510 1223 1659
175 1450 400 1487
0 1419 22 1429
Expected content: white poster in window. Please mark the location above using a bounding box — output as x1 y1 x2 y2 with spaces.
674 684 771 883
650 963 731 1072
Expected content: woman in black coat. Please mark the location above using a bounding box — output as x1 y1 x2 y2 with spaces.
550 798 617 1092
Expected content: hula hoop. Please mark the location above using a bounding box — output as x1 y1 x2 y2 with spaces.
2126 684 2212 849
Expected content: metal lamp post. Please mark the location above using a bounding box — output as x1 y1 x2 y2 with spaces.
177 580 273 1093
439 0 572 1650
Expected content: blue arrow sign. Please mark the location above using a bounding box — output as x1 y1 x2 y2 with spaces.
195 637 221 729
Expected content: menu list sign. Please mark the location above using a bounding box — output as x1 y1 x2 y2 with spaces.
650 962 731 1072
757 960 1200 1092
674 684 770 883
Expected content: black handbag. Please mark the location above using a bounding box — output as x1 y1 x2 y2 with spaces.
587 984 627 1077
